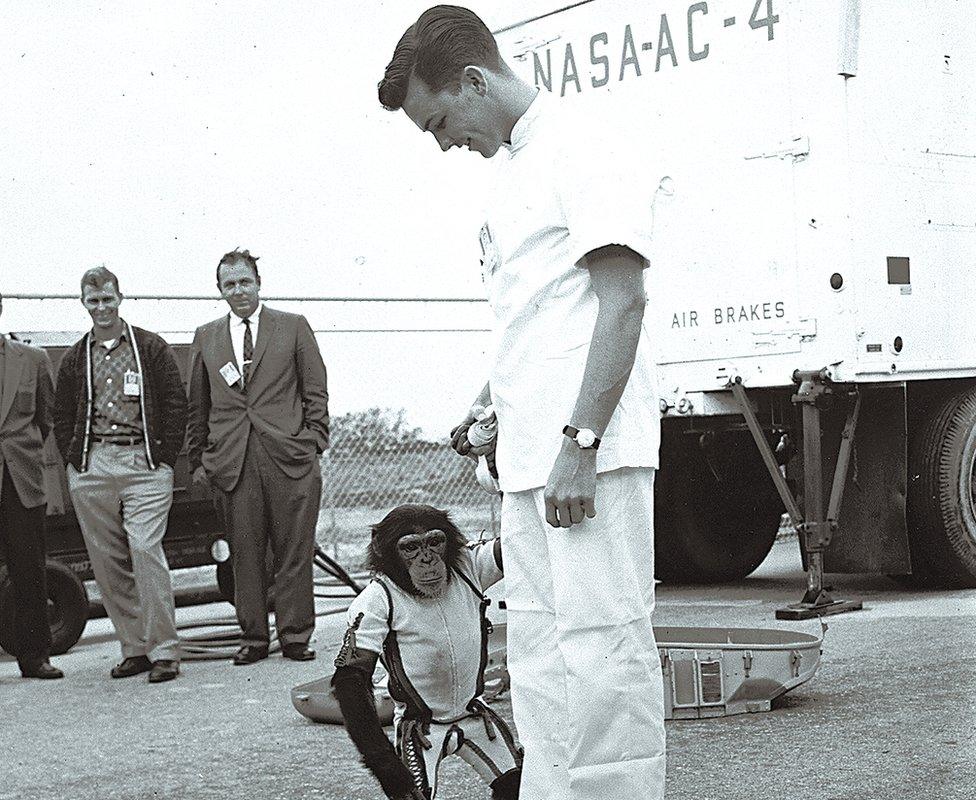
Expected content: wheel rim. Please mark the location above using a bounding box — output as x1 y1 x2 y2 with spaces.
47 596 65 631
963 423 976 549
970 456 976 524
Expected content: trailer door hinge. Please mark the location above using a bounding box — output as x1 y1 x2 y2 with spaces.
744 136 810 162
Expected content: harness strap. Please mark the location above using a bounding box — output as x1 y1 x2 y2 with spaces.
452 566 493 702
377 565 494 725
375 578 434 724
396 719 432 799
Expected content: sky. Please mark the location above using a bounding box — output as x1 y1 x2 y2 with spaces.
0 1 575 433
0 1 565 301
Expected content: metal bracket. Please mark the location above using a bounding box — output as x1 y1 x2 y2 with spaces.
778 372 863 620
744 135 810 162
729 374 863 620
729 378 803 527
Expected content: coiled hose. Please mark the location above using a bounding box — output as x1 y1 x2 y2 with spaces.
178 545 366 661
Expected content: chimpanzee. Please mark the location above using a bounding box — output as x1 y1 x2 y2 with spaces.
332 504 521 800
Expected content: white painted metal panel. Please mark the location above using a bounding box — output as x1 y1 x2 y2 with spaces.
495 1 976 407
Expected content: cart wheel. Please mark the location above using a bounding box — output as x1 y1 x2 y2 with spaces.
0 560 89 656
905 384 976 588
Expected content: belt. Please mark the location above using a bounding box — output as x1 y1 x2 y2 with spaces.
91 435 143 446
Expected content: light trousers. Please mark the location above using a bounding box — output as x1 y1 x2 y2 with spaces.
68 444 179 662
501 467 665 800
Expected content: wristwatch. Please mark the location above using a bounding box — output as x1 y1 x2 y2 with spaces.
563 425 601 450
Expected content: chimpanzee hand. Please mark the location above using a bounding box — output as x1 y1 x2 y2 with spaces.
449 409 495 459
483 447 498 479
449 416 476 457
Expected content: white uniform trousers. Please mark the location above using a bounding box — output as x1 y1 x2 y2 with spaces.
501 466 665 800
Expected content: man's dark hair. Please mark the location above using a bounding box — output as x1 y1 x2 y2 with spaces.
378 5 501 111
80 266 122 299
216 248 261 285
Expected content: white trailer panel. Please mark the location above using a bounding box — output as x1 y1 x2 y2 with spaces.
495 1 976 405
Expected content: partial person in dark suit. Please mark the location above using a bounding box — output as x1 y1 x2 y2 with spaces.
186 249 329 665
0 291 63 679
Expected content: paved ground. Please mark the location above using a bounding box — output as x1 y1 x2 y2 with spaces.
2 538 974 800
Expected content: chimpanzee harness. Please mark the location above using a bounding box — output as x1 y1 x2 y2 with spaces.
373 565 521 799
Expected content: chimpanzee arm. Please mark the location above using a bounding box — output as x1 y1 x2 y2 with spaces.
332 651 415 799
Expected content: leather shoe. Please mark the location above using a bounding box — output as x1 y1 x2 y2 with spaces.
281 644 316 662
111 655 153 679
147 660 180 683
233 645 269 665
20 661 64 680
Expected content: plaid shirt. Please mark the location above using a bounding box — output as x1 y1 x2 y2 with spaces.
90 332 143 438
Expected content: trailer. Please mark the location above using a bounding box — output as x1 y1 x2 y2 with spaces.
494 0 976 613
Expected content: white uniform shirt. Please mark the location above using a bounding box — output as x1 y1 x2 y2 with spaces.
228 302 263 376
345 542 503 726
480 91 660 492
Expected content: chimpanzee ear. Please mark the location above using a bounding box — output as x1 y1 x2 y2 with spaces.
365 530 386 574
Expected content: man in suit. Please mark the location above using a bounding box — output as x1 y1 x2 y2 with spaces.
187 249 329 665
0 292 63 679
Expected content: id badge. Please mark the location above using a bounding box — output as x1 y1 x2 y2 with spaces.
123 370 140 397
479 222 500 281
219 361 242 386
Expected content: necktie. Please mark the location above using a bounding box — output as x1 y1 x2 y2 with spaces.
242 318 253 388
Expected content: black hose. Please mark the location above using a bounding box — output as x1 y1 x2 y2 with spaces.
178 552 368 661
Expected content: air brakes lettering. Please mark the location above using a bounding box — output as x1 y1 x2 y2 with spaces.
714 301 785 324
672 310 699 328
671 301 785 328
531 0 781 95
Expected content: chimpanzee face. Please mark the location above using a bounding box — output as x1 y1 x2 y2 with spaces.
367 504 465 598
397 529 449 598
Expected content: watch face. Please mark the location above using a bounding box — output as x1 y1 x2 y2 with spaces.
576 429 596 448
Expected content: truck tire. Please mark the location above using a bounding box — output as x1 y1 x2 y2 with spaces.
905 384 976 588
0 560 89 657
655 438 783 583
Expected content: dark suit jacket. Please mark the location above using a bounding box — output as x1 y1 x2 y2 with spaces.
186 307 329 493
0 337 54 508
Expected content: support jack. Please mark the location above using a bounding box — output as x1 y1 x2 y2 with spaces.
775 549 863 620
730 372 863 620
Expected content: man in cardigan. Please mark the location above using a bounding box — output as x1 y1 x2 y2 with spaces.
54 267 187 683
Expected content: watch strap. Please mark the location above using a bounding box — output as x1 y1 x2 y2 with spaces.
562 425 601 450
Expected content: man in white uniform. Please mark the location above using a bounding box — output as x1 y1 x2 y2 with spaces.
377 6 665 800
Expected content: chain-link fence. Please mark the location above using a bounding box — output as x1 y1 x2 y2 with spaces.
4 295 500 575
316 408 501 569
